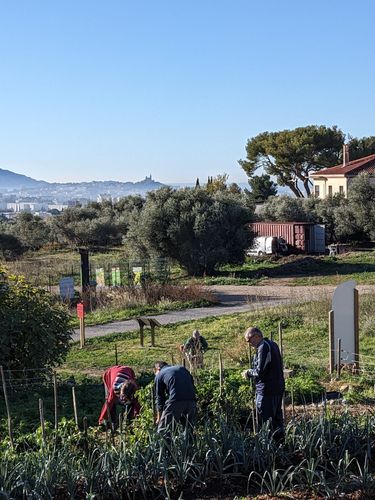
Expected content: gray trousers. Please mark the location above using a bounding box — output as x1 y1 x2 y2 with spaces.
157 400 197 433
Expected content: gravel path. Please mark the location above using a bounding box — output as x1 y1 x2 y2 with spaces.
72 284 375 341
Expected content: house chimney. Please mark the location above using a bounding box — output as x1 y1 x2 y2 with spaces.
343 144 349 166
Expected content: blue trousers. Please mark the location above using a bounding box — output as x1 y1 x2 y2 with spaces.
256 393 284 436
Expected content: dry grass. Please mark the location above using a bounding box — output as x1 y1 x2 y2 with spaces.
90 283 216 310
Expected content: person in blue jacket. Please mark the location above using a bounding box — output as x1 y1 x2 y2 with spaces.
241 326 285 439
154 361 197 432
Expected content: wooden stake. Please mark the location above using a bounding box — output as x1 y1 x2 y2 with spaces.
150 325 155 347
83 416 88 453
329 310 335 374
354 288 360 373
219 352 224 397
337 338 342 379
72 386 79 428
39 398 46 444
291 387 295 418
80 317 86 349
151 384 156 422
53 371 58 430
83 416 88 436
278 322 284 358
0 366 14 449
140 324 144 347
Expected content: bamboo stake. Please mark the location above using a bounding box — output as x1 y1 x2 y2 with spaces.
53 371 58 431
72 386 79 428
39 398 46 444
0 366 14 449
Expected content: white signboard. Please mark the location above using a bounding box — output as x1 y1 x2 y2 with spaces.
59 277 75 300
332 280 356 365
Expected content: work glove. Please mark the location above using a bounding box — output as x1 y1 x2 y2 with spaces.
241 369 250 380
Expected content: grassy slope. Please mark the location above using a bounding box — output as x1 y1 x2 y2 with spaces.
206 252 375 286
61 294 375 379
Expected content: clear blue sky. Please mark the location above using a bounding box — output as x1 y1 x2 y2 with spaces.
1 0 374 184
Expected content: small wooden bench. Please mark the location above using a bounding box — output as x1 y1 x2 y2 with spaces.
136 317 161 347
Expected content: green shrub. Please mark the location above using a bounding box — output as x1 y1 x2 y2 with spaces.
286 370 325 404
0 267 73 371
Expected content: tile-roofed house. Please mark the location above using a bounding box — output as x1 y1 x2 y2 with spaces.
310 146 375 199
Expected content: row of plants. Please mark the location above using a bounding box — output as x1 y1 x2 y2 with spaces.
1 382 375 498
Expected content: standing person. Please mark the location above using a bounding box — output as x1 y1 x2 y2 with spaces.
98 365 140 426
241 327 285 440
181 329 208 369
154 361 197 432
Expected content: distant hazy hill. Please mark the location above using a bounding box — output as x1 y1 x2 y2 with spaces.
0 168 166 197
0 168 48 190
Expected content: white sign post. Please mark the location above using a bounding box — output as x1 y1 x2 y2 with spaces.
329 280 359 373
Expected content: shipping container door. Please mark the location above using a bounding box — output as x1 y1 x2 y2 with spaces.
312 224 326 253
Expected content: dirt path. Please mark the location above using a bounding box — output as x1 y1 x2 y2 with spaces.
73 284 375 341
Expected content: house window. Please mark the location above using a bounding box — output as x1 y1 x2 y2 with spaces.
314 185 320 197
339 186 344 195
328 185 333 197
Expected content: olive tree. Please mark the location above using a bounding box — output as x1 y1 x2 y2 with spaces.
0 267 73 371
126 188 253 275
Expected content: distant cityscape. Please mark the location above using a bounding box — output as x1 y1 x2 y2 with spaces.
0 168 167 218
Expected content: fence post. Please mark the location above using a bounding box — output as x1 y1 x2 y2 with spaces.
0 366 14 449
53 371 58 431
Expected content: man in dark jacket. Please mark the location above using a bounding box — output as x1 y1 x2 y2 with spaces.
154 361 197 432
241 327 285 439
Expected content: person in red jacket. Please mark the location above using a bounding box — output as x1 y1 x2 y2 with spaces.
98 365 140 426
